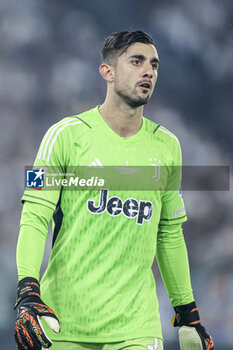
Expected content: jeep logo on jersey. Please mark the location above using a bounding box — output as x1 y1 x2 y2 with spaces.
87 189 153 225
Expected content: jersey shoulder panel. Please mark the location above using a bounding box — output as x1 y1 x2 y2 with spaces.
72 106 99 129
157 125 182 164
58 108 97 141
37 110 95 165
144 117 179 143
143 116 160 135
143 117 182 165
157 125 180 145
64 106 103 143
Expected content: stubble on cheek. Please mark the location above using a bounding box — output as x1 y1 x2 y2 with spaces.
116 71 136 94
113 71 152 107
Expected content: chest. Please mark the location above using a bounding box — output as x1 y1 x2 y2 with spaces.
68 129 173 168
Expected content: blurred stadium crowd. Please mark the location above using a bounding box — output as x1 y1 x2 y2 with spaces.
0 0 232 349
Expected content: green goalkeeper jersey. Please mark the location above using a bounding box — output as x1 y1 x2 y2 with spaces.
22 106 187 342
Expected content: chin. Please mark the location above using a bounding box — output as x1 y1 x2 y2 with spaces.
117 90 150 108
128 97 149 108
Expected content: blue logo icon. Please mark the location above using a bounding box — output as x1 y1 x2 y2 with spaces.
27 169 45 188
178 186 183 198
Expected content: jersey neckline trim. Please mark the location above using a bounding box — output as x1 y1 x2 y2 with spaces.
95 105 146 144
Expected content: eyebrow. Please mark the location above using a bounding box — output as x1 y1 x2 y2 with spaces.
129 54 160 64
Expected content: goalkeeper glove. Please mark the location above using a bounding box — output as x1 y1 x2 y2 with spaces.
172 301 214 350
14 277 60 350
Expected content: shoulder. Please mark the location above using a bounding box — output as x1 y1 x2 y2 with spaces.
57 108 96 137
37 107 96 162
156 125 180 147
43 107 97 142
144 117 181 148
143 117 182 164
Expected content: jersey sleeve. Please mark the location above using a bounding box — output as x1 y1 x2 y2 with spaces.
156 223 194 306
22 118 72 210
17 201 53 281
159 138 187 226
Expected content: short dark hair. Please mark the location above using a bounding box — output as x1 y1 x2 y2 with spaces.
101 30 155 65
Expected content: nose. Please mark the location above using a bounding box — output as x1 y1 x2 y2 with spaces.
143 63 153 79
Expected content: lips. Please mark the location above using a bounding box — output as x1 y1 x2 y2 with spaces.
138 82 151 90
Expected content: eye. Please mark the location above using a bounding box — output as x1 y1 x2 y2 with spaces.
152 62 159 70
132 59 141 66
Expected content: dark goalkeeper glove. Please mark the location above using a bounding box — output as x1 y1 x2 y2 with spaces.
14 277 60 350
172 301 214 350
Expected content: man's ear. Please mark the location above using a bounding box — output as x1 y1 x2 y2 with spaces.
99 64 115 82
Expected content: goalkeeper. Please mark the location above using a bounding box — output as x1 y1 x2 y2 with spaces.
14 30 214 350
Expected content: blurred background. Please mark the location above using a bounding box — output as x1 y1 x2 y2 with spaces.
0 0 232 348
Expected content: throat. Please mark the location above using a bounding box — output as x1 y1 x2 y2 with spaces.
115 125 141 137
98 103 143 137
102 115 143 137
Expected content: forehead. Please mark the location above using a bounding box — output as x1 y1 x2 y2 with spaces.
122 42 159 60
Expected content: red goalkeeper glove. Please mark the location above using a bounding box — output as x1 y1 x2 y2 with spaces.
172 301 214 350
14 277 60 350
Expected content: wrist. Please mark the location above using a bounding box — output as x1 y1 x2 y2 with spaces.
174 300 197 313
14 277 41 309
172 300 201 327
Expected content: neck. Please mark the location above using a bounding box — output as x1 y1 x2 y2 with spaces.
99 94 144 137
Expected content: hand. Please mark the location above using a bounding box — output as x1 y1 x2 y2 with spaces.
172 301 214 350
14 277 60 349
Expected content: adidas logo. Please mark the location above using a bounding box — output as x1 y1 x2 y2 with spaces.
88 158 104 168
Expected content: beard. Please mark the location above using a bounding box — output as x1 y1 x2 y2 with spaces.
114 80 151 108
116 89 150 108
